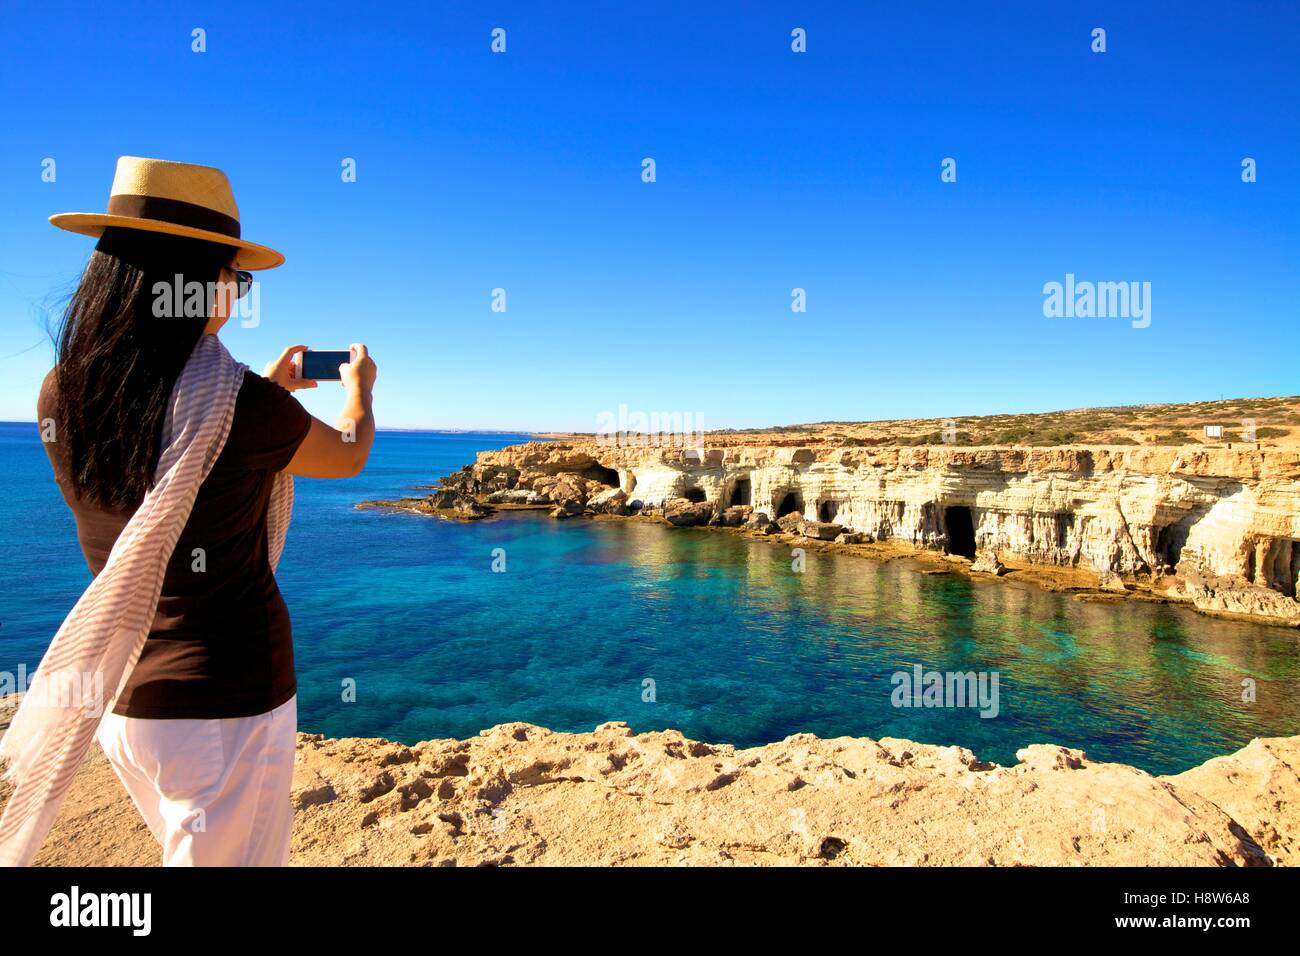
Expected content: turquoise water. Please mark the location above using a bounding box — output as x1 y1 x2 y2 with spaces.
2 422 1298 775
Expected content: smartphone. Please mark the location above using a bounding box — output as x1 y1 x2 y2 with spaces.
299 349 353 382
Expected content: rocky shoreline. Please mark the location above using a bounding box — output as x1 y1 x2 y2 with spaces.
1 694 1294 867
357 440 1300 627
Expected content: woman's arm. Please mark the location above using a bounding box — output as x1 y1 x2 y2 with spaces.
283 343 377 479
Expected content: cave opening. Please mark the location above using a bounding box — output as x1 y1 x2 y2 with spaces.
730 478 751 507
683 487 707 503
819 500 840 522
944 506 976 559
775 492 802 518
1056 512 1074 549
584 464 620 487
1263 538 1298 596
1154 520 1193 572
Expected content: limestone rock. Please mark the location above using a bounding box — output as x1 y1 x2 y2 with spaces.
970 551 1007 576
587 487 630 516
719 505 751 527
1174 567 1300 627
664 497 715 527
801 521 844 541
7 685 1293 868
776 512 805 534
486 488 547 505
533 472 599 510
549 501 584 519
420 439 1300 625
1098 570 1129 593
400 489 493 519
1172 736 1300 864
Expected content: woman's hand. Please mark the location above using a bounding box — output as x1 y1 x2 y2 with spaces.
285 343 377 479
340 343 377 394
263 345 318 392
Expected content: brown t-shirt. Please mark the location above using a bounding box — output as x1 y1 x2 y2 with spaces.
38 369 312 719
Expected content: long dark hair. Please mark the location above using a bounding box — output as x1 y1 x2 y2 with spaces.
54 226 237 511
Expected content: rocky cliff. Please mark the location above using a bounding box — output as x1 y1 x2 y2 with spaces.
420 441 1300 626
5 689 1295 866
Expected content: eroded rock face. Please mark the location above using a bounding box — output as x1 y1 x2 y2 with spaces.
1171 736 1300 865
6 687 1292 868
777 512 805 534
587 487 630 515
361 440 1300 624
486 489 547 505
1173 567 1300 626
465 441 1300 625
663 498 714 527
427 489 493 518
715 505 751 527
276 727 1281 867
549 501 584 519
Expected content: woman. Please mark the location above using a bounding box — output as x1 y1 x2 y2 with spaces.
0 157 375 866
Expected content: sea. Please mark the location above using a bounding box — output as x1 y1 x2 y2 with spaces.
2 422 1297 775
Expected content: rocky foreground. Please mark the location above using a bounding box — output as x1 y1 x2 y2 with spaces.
2 694 1295 867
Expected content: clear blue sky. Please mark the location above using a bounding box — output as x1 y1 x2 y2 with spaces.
0 1 1296 431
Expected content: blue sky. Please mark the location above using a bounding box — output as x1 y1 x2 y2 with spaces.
0 1 1296 430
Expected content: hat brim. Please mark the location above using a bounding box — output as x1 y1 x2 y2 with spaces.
49 213 285 270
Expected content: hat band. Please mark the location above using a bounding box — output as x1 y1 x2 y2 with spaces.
106 194 242 240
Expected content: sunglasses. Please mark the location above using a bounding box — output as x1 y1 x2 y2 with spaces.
228 268 254 298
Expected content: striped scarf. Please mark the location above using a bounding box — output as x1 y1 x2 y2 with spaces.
0 334 294 866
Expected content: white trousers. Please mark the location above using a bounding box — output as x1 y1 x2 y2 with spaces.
95 694 297 866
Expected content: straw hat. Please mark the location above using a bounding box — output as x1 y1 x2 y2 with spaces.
49 156 284 270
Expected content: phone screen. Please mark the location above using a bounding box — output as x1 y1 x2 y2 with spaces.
300 350 352 381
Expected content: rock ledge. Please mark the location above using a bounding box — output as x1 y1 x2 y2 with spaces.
3 695 1294 867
